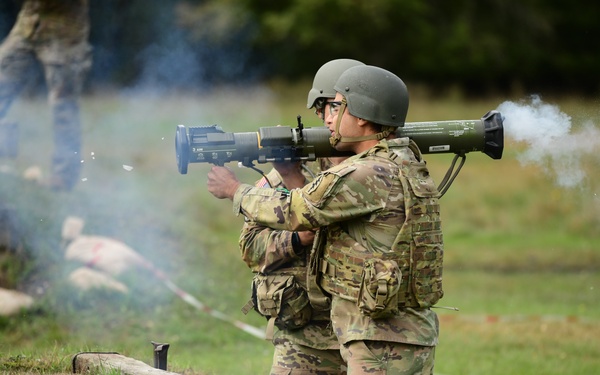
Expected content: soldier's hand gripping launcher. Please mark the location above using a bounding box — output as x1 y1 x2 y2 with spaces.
175 110 503 173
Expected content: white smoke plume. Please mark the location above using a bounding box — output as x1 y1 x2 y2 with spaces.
497 95 600 188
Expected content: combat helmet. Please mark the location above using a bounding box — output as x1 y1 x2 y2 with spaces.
334 65 409 128
307 59 365 109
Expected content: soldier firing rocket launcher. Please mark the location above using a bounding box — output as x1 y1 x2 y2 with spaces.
175 110 504 195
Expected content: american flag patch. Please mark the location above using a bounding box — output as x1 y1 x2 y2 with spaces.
257 177 270 188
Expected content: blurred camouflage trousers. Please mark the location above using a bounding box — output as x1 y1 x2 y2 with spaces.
270 338 346 375
340 341 435 375
0 30 91 189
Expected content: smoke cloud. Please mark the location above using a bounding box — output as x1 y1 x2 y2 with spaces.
497 95 600 188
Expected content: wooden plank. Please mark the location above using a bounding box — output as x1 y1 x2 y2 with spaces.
72 352 181 375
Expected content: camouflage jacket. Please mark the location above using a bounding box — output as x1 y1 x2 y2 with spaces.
240 160 339 350
239 158 334 272
233 138 441 346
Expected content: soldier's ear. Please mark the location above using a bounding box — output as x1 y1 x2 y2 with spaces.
356 118 376 131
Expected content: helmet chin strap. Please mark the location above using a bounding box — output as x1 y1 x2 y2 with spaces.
329 98 393 147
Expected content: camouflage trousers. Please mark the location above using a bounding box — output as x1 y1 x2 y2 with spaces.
271 338 347 375
340 341 435 375
0 33 91 189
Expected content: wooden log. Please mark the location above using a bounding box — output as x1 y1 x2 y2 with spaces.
72 352 181 375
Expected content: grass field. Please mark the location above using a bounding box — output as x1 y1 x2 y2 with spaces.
0 81 599 375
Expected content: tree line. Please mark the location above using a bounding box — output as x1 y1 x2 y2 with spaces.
1 0 598 95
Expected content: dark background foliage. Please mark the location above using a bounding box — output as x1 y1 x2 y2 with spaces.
1 0 598 95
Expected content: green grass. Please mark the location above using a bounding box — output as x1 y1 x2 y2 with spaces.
1 81 599 374
436 319 600 375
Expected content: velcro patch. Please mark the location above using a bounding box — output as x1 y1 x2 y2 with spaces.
304 165 356 208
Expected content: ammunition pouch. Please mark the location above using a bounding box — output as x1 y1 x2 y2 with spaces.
244 273 312 338
357 258 401 319
318 237 406 315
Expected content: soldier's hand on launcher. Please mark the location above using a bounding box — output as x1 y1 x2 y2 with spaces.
273 161 306 190
207 166 240 199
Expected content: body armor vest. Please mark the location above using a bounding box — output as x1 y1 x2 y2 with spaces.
316 141 444 309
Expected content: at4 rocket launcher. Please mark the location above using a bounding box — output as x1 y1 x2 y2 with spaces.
175 110 504 195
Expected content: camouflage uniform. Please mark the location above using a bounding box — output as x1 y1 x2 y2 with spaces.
0 0 91 190
232 138 442 374
240 159 346 374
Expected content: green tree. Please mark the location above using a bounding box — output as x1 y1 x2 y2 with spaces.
3 0 596 93
193 0 596 94
237 0 559 92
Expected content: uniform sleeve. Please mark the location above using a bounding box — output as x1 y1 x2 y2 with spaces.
237 169 303 274
239 220 299 273
233 161 393 231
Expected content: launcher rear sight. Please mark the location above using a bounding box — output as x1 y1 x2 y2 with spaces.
175 110 504 175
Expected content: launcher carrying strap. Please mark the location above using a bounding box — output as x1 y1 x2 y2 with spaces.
437 152 466 198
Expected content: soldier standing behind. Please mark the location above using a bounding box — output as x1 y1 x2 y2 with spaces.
240 59 364 374
0 0 91 190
